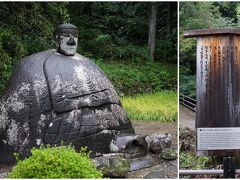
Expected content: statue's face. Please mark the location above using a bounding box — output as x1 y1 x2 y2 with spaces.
58 31 78 56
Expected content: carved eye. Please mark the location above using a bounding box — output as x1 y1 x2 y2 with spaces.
61 33 70 37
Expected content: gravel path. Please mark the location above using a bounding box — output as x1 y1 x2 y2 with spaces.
179 105 195 129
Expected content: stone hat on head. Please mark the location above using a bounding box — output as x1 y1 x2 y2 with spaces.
56 23 78 36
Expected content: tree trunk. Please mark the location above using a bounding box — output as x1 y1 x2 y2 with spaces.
148 2 157 61
83 2 92 16
167 2 172 36
167 2 177 36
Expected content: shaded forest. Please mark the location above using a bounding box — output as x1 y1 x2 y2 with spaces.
0 2 177 95
180 2 240 97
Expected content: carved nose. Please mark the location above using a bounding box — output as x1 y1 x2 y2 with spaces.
67 35 76 45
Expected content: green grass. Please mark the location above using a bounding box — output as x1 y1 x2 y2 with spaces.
121 91 177 122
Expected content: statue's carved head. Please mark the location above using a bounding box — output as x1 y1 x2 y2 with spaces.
56 23 78 56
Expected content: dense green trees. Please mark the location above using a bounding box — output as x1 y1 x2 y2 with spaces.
68 2 177 62
180 2 240 97
0 2 70 93
0 2 177 95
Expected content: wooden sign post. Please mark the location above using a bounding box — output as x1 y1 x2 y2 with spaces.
184 29 240 178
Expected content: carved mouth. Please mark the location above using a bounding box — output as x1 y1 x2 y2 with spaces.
66 46 76 50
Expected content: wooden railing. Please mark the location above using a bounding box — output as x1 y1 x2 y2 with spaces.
179 94 196 112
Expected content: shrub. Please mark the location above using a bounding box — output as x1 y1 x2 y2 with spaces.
94 34 115 59
179 66 196 98
180 151 209 170
95 60 177 95
179 74 196 98
155 32 177 64
114 45 150 62
8 146 103 179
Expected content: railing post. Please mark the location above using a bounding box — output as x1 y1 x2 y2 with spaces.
183 94 185 106
223 156 235 178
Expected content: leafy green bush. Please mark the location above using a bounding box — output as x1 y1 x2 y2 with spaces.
94 34 115 59
179 74 196 98
179 66 196 97
8 146 103 178
180 151 209 170
81 40 150 62
156 32 177 64
114 45 150 62
96 60 177 95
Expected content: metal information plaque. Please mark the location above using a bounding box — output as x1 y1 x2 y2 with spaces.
197 128 240 150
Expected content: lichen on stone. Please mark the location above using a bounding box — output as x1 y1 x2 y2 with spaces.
0 102 9 130
7 120 19 146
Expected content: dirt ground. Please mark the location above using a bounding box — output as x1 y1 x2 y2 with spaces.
132 120 177 145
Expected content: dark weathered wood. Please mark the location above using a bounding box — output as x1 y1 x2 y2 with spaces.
195 34 240 156
196 35 240 129
184 28 240 38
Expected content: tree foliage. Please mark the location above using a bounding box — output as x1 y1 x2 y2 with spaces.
180 2 239 96
68 2 177 63
0 2 177 94
0 2 70 93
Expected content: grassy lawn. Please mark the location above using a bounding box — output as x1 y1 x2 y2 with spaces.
121 91 177 122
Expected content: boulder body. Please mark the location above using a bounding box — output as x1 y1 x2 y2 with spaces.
0 50 135 163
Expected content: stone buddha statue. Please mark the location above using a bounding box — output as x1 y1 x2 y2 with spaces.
0 24 135 163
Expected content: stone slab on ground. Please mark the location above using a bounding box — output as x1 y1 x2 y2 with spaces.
127 159 178 178
130 155 159 171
